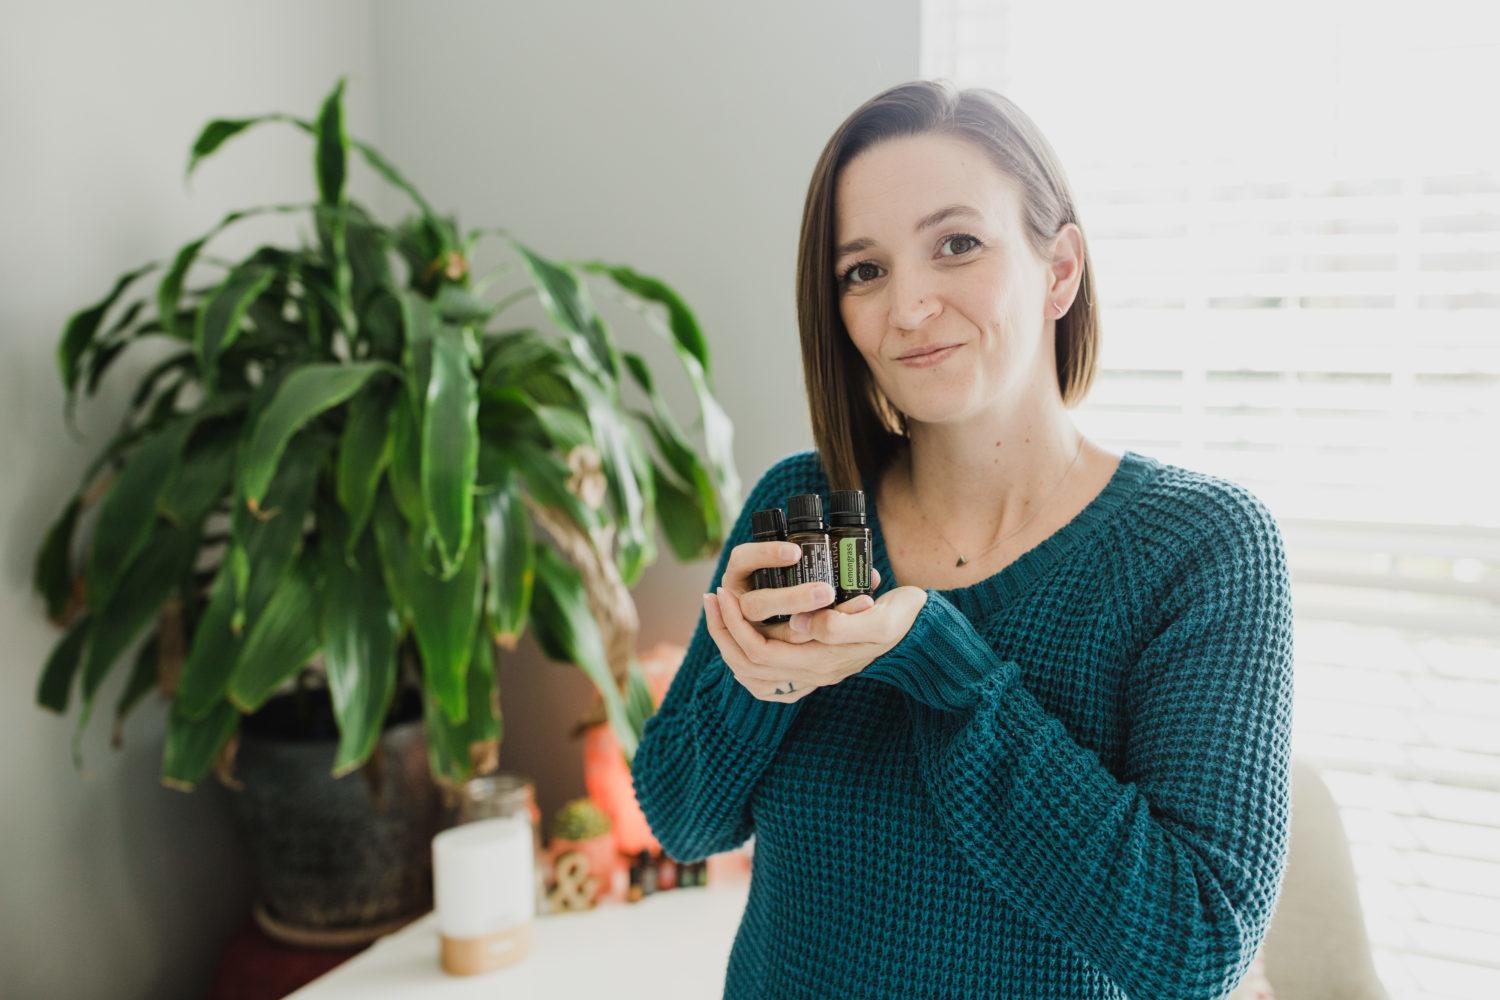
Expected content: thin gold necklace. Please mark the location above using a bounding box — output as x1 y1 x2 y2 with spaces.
904 435 1087 567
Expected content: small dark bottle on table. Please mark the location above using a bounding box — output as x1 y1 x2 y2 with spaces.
828 490 873 604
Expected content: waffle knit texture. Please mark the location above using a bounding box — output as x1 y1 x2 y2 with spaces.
629 448 1296 999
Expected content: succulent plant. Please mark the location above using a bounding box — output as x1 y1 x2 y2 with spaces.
550 796 612 842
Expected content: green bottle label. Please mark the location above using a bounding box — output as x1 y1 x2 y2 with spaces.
839 536 864 590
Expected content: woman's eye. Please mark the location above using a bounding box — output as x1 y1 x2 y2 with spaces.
837 232 984 289
940 233 982 257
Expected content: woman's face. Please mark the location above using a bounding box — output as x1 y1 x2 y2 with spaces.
833 132 1066 428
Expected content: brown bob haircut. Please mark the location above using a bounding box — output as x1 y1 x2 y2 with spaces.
795 78 1101 494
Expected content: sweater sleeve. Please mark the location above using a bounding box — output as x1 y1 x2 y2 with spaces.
857 498 1295 1000
627 460 808 864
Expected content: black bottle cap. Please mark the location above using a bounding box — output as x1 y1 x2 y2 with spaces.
828 490 866 527
750 507 788 538
787 493 824 532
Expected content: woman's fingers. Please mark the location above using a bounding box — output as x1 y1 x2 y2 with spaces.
704 593 815 701
702 593 748 667
723 540 802 598
737 579 837 624
714 586 819 683
786 569 881 635
840 594 875 612
763 592 870 645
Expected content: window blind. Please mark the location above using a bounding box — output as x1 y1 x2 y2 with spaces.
922 2 1500 995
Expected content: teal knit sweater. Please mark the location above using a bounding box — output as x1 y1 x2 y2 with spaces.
629 448 1295 999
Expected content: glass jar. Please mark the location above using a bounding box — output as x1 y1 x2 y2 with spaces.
449 773 545 915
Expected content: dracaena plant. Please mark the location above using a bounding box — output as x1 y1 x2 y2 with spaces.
33 77 740 794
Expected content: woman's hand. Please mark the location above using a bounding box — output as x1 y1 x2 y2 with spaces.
702 540 929 703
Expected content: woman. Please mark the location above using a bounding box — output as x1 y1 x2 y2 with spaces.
629 79 1294 1000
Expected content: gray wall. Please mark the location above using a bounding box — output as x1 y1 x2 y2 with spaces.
1 1 916 995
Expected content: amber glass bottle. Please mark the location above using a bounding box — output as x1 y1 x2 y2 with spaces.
786 494 834 599
828 490 873 604
749 507 797 623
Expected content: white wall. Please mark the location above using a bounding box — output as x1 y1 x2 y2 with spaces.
1 0 917 995
0 3 377 997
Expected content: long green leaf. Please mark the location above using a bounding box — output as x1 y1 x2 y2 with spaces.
387 387 428 533
161 699 239 792
59 262 158 421
483 439 601 538
315 77 348 207
510 242 622 384
158 421 237 528
422 325 478 577
128 349 196 415
529 545 636 759
433 284 495 327
359 284 403 360
74 518 200 770
86 417 195 612
33 497 81 622
185 114 293 178
36 614 91 713
344 205 393 323
336 382 394 554
479 327 565 389
314 79 354 334
425 621 502 786
82 298 151 398
372 490 480 725
581 261 741 529
183 108 435 217
349 137 435 218
236 362 392 511
479 471 535 648
396 288 441 403
575 261 711 375
175 434 322 719
319 506 398 778
649 460 712 562
173 569 238 721
622 354 722 560
195 262 277 388
113 634 161 746
157 202 309 340
226 559 321 713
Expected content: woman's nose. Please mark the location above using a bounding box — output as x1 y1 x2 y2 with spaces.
890 279 939 328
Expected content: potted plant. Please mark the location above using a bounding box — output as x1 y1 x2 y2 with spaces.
32 77 740 939
544 797 616 909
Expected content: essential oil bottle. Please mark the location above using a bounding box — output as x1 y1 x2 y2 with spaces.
828 490 873 604
749 507 797 624
639 849 657 895
786 494 834 598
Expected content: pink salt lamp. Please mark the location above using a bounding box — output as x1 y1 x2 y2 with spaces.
582 641 684 857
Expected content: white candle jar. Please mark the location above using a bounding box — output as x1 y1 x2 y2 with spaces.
431 815 535 975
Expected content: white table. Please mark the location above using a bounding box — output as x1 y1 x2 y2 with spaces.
285 871 752 999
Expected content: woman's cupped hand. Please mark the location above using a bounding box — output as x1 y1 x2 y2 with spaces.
702 540 929 703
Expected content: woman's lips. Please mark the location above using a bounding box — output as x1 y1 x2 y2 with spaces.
897 343 962 368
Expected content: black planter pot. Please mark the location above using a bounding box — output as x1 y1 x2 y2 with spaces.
220 680 443 945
